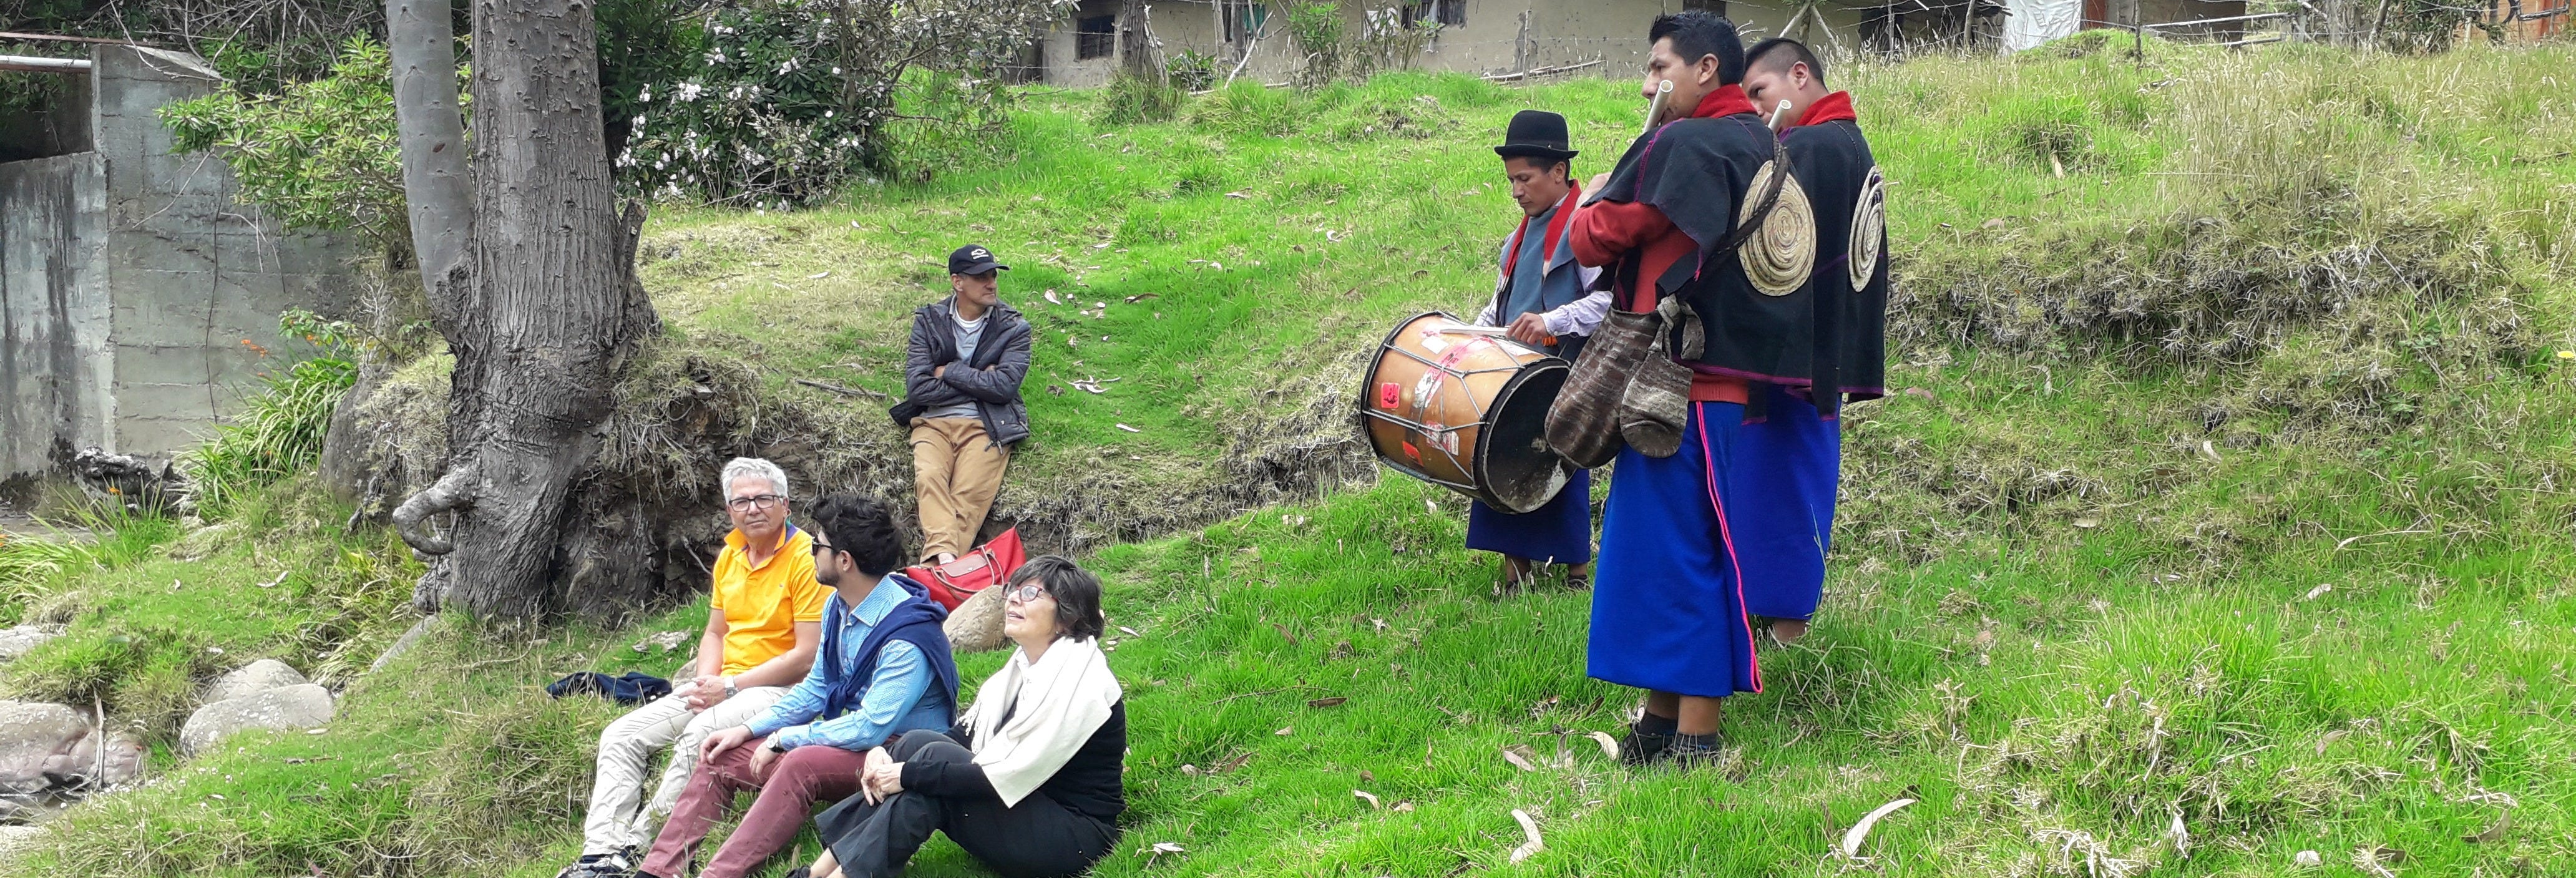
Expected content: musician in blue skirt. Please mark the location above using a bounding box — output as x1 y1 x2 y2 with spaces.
1468 110 1609 590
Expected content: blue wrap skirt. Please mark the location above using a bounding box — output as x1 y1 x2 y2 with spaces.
1726 384 1841 622
1586 401 1763 699
1465 468 1593 565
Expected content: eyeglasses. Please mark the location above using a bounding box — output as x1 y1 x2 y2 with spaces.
1003 583 1050 604
726 494 784 512
812 540 836 554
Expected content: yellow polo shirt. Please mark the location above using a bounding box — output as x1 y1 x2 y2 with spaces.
710 525 828 676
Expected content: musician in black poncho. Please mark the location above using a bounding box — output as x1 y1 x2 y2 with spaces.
1720 36 1892 646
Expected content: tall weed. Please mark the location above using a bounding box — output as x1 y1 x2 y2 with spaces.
178 310 359 519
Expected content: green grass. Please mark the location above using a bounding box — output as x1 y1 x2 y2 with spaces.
6 40 2576 877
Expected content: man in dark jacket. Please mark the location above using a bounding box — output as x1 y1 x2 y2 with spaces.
891 245 1033 565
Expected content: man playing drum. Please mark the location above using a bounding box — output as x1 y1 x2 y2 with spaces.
1468 110 1609 592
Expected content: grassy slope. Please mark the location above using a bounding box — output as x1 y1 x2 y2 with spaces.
7 39 2576 877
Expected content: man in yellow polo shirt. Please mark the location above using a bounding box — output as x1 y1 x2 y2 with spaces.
557 458 830 878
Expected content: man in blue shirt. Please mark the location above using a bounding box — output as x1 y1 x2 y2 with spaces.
634 494 960 878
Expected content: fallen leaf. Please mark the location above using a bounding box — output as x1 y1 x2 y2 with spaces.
1360 769 1375 784
304 728 328 735
1115 422 1140 432
1354 789 1382 809
2294 850 2322 867
1393 801 1416 812
2315 729 2349 754
1225 190 1251 198
2073 517 2100 529
1125 293 1159 303
807 270 831 279
1093 242 1111 249
2305 583 2333 600
1274 726 1294 736
1589 731 1621 760
1044 289 1063 304
1180 764 1200 776
1501 745 1541 773
2200 439 2222 462
1118 625 1141 637
1980 218 2006 230
1273 623 1298 644
1308 696 1349 708
1839 798 1916 858
2464 812 2510 844
1509 809 1544 864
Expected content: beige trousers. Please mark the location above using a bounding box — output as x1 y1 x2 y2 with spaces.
910 417 1011 561
578 685 786 856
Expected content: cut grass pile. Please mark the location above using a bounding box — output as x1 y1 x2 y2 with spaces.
3 39 2574 877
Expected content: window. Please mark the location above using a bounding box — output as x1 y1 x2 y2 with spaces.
1076 15 1116 60
1226 2 1271 43
1402 0 1464 28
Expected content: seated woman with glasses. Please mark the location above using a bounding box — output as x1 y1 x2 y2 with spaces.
789 555 1125 878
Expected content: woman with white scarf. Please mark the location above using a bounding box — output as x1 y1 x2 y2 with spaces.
793 556 1125 878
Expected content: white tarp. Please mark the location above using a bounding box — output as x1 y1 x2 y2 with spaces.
2002 0 2084 51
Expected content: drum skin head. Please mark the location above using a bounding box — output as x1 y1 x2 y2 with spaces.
1359 312 1576 514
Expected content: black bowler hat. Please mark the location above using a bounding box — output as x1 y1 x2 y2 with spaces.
947 244 1008 275
1493 110 1579 163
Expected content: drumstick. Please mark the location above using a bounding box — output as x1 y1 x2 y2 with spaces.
1442 325 1559 348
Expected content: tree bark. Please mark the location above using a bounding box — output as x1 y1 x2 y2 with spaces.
389 0 659 620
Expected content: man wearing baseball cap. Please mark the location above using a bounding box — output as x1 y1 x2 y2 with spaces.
887 245 1032 565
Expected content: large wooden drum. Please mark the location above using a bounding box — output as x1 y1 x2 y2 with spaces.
1358 312 1573 514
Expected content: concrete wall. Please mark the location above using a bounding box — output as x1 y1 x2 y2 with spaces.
0 154 111 480
0 46 362 481
1041 0 1876 87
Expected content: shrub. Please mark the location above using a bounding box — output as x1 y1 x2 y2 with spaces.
160 36 444 261
1098 71 1190 125
620 0 1075 206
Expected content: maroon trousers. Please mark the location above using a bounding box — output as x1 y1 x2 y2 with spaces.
640 737 867 878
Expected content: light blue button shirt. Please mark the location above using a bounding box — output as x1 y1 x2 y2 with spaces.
744 575 948 751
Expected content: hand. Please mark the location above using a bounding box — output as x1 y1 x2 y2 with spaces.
1586 172 1612 193
934 363 949 378
750 739 784 774
700 726 754 761
1506 313 1553 346
862 761 907 804
860 746 890 782
695 675 734 708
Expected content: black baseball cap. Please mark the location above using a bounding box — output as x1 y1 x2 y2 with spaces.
947 244 1008 276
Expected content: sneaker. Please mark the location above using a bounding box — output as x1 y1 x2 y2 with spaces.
556 849 637 878
1658 732 1725 769
1616 721 1672 766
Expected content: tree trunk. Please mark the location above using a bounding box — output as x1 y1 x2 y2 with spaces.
389 0 659 620
386 0 471 298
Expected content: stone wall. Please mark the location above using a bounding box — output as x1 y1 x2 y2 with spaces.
0 46 361 484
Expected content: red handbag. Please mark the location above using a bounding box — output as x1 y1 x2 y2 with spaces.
904 527 1027 610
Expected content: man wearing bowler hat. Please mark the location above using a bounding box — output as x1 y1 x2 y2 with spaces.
1468 109 1608 592
889 245 1032 565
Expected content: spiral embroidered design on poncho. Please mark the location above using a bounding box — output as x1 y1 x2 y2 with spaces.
1849 166 1888 290
1737 160 1815 297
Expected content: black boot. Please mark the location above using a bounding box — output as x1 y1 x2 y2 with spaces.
1617 719 1674 766
1659 731 1725 768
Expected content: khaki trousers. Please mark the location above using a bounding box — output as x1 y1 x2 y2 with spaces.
578 685 786 856
910 417 1011 561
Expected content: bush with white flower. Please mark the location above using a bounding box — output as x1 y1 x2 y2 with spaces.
620 0 1074 207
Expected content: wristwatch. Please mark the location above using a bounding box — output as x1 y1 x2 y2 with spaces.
721 678 739 699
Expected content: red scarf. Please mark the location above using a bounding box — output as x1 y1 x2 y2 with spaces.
1690 84 1757 120
1792 90 1856 127
1500 182 1583 278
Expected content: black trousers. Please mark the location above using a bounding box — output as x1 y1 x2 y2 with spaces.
816 732 1116 878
